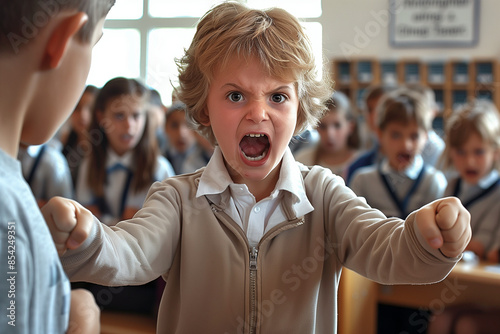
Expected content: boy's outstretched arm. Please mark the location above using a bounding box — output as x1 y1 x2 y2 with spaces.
42 197 94 256
415 197 471 258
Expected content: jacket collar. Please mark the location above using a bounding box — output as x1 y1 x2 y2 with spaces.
196 146 314 219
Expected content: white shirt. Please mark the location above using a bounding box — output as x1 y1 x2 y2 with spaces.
196 146 314 247
459 169 500 200
76 150 175 225
379 154 425 199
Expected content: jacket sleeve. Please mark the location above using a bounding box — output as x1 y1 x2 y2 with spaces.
307 166 459 285
61 179 182 286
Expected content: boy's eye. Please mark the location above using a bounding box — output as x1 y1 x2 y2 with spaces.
390 132 401 140
474 149 485 156
113 112 125 121
228 92 243 102
271 93 286 104
132 112 144 121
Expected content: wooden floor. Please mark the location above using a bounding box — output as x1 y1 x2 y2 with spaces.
100 311 156 334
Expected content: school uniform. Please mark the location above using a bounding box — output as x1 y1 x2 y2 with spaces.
445 169 500 252
76 150 175 225
164 146 191 175
18 144 73 201
61 147 459 333
180 143 212 174
422 130 445 167
294 143 359 180
350 155 447 218
75 149 175 314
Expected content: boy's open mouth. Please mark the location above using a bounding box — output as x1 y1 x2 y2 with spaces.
397 153 412 164
239 133 270 161
465 169 479 178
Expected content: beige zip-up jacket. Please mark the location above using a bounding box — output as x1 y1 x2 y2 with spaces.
62 164 459 334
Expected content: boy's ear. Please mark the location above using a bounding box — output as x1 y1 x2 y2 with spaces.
199 107 211 126
42 12 89 69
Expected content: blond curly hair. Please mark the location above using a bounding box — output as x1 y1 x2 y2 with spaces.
175 1 333 145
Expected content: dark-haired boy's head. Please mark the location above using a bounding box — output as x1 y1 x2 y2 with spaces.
0 0 115 54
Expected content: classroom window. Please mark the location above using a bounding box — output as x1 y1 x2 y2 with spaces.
86 0 323 106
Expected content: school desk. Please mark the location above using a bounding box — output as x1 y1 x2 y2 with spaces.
338 261 500 334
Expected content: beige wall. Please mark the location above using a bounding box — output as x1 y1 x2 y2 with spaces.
321 0 498 61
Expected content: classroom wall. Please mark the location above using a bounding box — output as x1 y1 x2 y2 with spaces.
321 0 499 61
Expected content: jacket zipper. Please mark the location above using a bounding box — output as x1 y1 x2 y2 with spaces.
208 200 304 333
249 246 258 334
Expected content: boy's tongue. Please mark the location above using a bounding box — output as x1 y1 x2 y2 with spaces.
240 135 268 158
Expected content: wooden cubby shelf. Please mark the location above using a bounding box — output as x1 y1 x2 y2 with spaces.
332 58 500 119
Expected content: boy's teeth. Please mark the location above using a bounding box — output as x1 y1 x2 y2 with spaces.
242 149 268 161
247 134 263 138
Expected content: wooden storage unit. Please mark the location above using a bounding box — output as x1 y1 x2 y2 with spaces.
471 59 500 107
332 58 380 111
332 58 500 118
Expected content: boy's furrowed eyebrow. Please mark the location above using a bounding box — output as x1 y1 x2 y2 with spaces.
221 83 294 94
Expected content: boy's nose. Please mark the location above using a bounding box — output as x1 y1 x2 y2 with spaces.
465 154 476 167
404 138 414 150
246 100 269 123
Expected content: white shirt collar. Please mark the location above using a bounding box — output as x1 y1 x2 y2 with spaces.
106 150 133 169
380 155 424 180
463 169 500 189
197 146 314 217
25 144 44 158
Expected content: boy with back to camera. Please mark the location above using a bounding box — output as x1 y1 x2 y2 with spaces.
0 0 114 333
43 2 471 333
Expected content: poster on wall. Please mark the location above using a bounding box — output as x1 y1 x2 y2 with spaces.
389 0 480 47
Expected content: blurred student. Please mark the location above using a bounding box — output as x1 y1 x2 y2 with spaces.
405 83 445 168
75 77 174 314
181 130 214 174
350 87 448 333
148 88 169 153
350 88 447 219
76 77 175 225
163 102 196 174
345 84 394 184
62 85 99 186
18 143 74 206
295 91 360 179
428 99 500 334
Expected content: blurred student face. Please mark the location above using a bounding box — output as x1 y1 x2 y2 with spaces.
317 111 352 154
378 120 427 171
366 96 382 134
165 110 196 153
71 91 95 136
100 95 147 156
450 132 499 185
